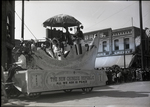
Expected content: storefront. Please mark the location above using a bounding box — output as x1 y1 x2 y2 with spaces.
95 54 136 68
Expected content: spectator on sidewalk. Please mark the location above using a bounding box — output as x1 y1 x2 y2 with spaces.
117 71 122 83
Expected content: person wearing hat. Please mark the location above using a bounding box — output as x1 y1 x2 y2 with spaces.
74 26 84 55
74 26 84 40
30 39 37 53
63 27 73 48
6 49 27 82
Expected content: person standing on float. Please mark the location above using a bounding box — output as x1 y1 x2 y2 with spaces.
74 26 84 55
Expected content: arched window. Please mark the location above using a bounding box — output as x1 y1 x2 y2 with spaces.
124 38 130 49
114 39 119 50
103 41 107 52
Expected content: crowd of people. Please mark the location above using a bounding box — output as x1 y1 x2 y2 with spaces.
98 66 150 85
13 26 84 59
43 26 85 59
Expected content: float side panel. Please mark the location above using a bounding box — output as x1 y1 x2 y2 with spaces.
27 69 107 93
13 70 28 92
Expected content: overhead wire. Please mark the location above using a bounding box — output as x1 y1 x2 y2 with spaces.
15 4 38 40
8 1 37 40
121 18 131 28
97 10 105 19
85 1 137 31
15 11 37 40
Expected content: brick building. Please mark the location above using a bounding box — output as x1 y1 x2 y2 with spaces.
84 26 150 69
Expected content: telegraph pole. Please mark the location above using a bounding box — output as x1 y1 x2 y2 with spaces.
124 38 126 68
21 0 24 40
139 0 144 70
131 17 133 27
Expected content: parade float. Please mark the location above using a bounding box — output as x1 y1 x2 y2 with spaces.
4 14 108 99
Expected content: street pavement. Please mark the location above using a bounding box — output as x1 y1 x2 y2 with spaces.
2 81 150 107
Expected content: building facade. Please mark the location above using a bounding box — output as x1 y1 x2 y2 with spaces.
84 26 150 69
1 0 15 69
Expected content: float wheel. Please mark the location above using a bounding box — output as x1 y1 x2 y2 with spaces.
24 92 41 99
64 89 73 93
5 84 21 98
82 87 93 93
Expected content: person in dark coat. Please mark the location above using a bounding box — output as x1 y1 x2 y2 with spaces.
74 26 84 55
74 26 84 40
64 27 73 46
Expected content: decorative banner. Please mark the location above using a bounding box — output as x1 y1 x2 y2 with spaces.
45 70 96 90
135 36 141 47
19 69 108 93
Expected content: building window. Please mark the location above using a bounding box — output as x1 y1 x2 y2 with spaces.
84 35 88 40
6 14 11 40
114 39 119 50
103 41 107 52
89 34 93 40
124 38 130 49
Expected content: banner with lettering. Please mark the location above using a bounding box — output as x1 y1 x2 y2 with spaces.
25 69 107 93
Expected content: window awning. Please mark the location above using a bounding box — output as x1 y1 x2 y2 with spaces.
95 55 134 68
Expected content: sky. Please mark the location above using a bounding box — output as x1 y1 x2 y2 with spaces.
15 1 150 40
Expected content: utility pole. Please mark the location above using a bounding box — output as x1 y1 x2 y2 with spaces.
124 38 126 68
21 0 24 40
131 17 133 27
139 0 144 70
